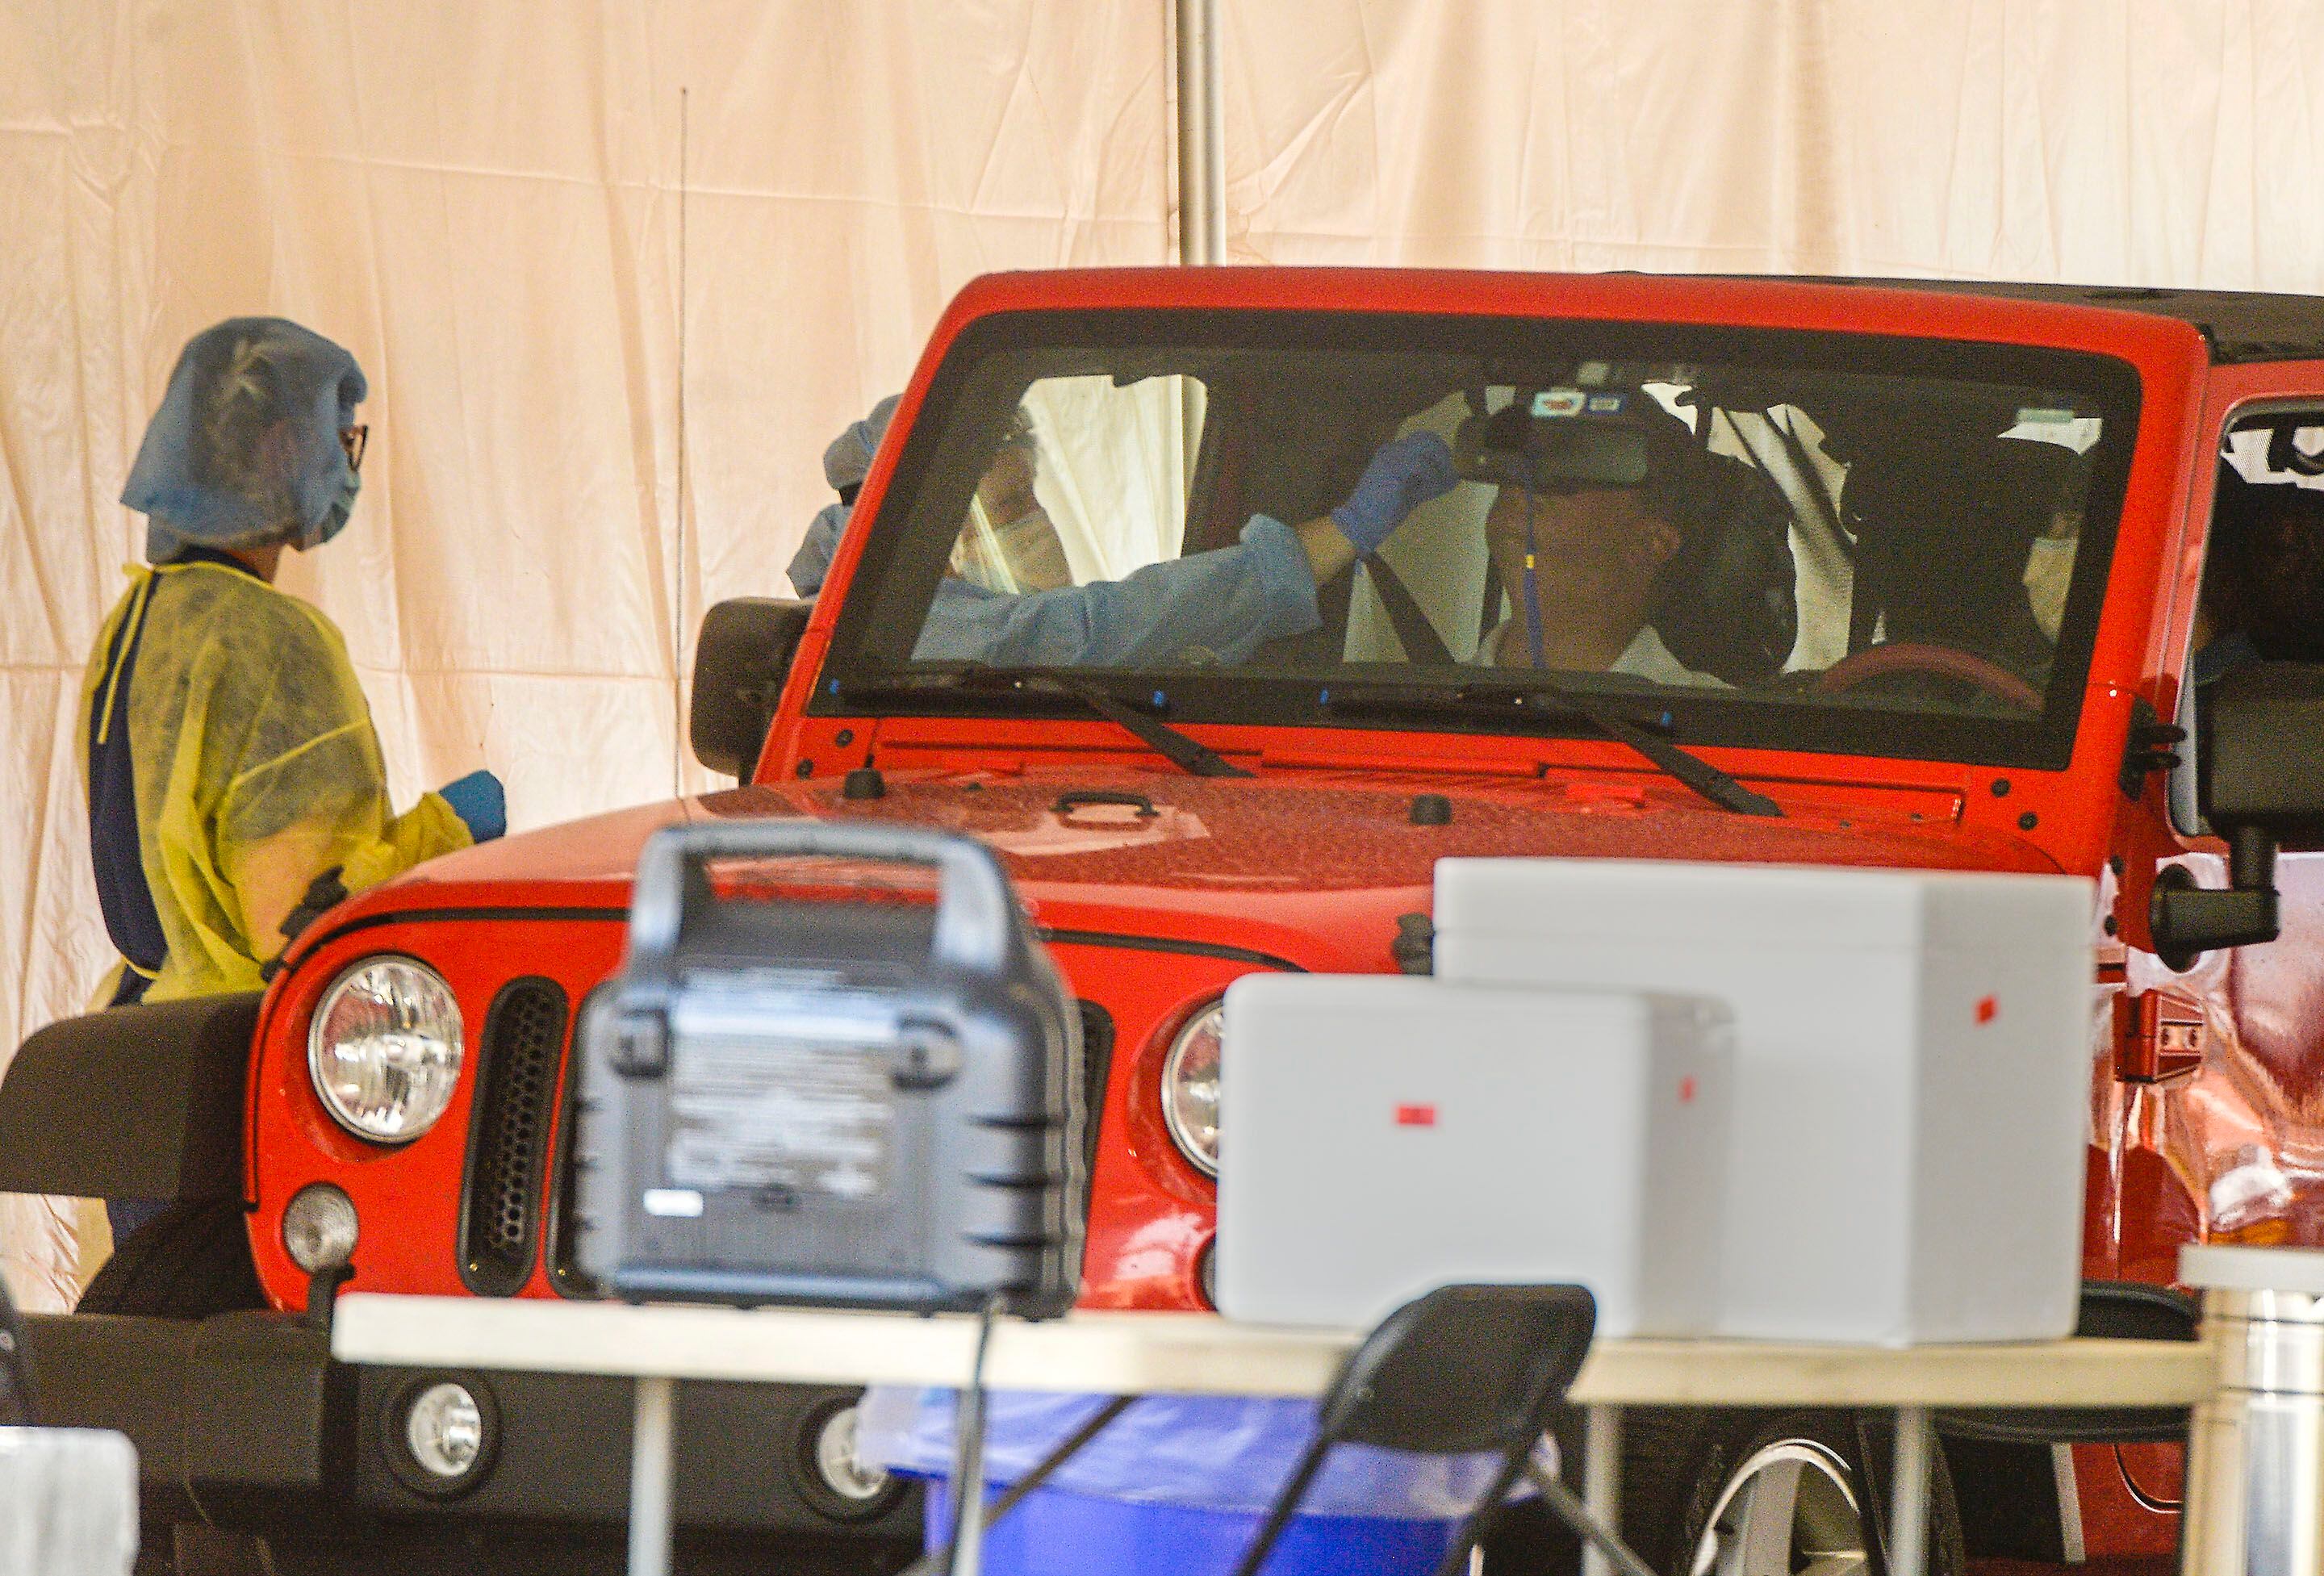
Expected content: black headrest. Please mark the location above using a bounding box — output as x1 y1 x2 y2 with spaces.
1652 451 1799 686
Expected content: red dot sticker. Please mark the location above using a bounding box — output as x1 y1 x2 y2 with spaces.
1394 1104 1437 1127
1678 1076 1697 1104
1976 996 1999 1025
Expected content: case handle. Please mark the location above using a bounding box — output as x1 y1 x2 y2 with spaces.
624 819 1025 988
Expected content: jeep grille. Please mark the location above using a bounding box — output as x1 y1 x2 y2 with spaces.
457 977 569 1296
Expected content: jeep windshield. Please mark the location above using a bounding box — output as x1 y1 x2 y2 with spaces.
820 309 2139 769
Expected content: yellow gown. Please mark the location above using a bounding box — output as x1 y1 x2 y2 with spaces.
79 558 470 1003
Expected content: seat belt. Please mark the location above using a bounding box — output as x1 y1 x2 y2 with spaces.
1361 554 1457 667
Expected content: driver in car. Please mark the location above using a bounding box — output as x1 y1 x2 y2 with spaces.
1470 406 1736 688
790 395 1456 667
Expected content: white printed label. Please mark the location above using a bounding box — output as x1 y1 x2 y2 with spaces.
665 1036 897 1201
642 1188 705 1218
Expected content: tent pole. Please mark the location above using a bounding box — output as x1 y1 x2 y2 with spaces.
1174 0 1223 265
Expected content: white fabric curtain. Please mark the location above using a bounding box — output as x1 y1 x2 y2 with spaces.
1023 375 1198 582
8 0 2324 1308
0 0 1172 1306
1221 0 2324 284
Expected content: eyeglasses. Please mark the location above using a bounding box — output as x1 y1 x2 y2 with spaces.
340 424 369 473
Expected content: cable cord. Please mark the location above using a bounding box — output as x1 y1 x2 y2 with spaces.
941 1293 1008 1576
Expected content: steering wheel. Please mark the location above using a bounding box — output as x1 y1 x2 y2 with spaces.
1812 642 2044 713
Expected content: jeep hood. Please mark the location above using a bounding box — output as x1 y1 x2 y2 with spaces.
316 767 2055 976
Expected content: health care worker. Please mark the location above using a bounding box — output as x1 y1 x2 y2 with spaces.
86 319 504 1239
788 395 1456 665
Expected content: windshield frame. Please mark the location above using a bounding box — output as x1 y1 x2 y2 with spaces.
813 307 2144 772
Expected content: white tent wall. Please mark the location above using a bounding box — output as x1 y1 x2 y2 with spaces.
0 0 1172 1309
1222 0 2324 286
5 0 2324 1311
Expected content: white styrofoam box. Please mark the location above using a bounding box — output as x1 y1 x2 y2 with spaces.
1214 975 1732 1337
1435 859 2095 1345
0 1428 137 1576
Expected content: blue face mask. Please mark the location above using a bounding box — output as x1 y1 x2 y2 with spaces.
304 468 361 550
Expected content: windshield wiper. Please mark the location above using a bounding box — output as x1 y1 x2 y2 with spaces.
839 666 1253 779
1324 678 1780 817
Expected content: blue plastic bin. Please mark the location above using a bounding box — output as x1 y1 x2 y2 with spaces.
920 1475 1461 1576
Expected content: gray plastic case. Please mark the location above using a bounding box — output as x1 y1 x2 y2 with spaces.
573 820 1085 1316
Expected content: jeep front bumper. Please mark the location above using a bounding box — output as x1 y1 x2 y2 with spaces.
23 1310 917 1540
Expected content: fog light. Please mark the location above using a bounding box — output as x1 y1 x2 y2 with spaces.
794 1396 903 1521
383 1377 498 1498
282 1183 359 1273
407 1383 483 1477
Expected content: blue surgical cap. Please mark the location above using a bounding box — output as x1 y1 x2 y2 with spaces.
121 317 368 562
823 394 900 494
792 395 900 596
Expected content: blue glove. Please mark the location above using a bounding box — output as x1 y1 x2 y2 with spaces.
438 769 507 843
1329 431 1457 555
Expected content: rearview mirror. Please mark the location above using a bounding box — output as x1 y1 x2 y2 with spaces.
2151 662 2324 968
1451 405 1652 491
689 598 813 780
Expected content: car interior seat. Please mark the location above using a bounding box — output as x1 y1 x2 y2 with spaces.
1650 449 1801 687
1193 376 1406 668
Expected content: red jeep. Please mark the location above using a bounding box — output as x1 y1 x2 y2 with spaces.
11 267 2324 1574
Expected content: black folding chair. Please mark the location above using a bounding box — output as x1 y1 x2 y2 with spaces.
1230 1283 1654 1576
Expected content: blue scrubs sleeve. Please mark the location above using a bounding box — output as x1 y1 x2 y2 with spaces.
912 516 1323 667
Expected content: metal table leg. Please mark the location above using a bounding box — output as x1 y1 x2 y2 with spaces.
629 1375 678 1576
2179 1245 2324 1576
1581 1404 1623 1576
1888 1405 1932 1576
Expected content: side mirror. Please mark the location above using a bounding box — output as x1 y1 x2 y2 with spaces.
689 598 813 780
2151 662 2324 968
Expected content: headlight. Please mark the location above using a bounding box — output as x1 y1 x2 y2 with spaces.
309 956 464 1143
1160 1001 1223 1178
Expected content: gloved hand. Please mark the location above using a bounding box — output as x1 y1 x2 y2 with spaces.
438 769 507 843
1329 431 1457 555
